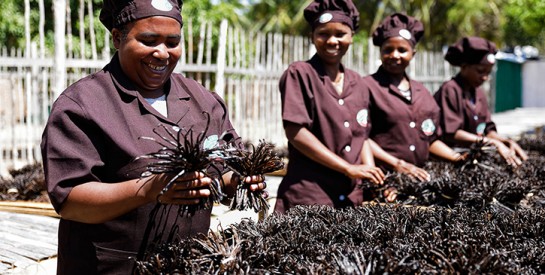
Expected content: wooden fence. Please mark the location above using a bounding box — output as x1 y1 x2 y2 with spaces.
0 1 459 176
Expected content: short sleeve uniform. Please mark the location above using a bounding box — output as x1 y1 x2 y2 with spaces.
434 74 497 145
363 67 441 167
41 53 236 274
274 55 371 213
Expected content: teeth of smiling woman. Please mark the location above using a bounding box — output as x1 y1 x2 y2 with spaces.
148 64 166 71
327 49 338 54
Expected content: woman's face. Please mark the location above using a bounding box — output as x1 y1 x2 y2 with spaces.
113 16 182 94
460 63 494 88
312 22 353 66
380 36 414 76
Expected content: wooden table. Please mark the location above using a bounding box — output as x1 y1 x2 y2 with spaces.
0 210 59 273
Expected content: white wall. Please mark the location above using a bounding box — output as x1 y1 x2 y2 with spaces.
522 60 545 107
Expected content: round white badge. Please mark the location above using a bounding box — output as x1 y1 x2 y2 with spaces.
151 0 174 12
476 123 486 135
421 118 436 136
356 109 369 127
399 29 412 40
486 53 496 64
319 13 333 24
203 135 219 150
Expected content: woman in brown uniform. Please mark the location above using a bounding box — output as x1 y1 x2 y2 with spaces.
434 36 528 166
274 0 386 214
41 0 265 274
361 13 463 182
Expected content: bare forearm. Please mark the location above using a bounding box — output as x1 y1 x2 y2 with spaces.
453 129 484 145
486 131 509 144
368 138 398 168
429 140 461 162
285 124 350 175
60 178 153 224
361 139 375 166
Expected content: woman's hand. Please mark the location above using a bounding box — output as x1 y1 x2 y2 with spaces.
154 171 211 205
383 187 398 202
345 164 385 185
221 173 268 203
237 174 268 192
508 139 528 162
451 152 468 163
490 139 523 167
395 159 431 182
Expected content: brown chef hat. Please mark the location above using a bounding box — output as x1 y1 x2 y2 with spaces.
372 13 424 48
99 0 183 32
445 36 498 66
304 0 360 31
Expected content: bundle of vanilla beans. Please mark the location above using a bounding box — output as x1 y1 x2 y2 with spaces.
222 140 284 212
136 116 284 214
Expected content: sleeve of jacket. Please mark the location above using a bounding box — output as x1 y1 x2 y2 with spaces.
278 63 314 129
434 84 465 135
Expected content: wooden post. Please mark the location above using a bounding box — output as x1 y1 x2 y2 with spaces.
30 41 39 125
79 0 85 59
88 0 97 60
53 0 67 99
39 0 45 58
66 1 73 57
215 20 228 99
24 0 31 58
103 30 111 60
368 37 375 74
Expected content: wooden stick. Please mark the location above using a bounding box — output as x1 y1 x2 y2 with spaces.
0 201 59 218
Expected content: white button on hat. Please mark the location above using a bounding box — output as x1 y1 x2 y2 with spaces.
474 115 478 121
344 121 350 128
345 145 351 152
409 145 416 151
409 121 416 128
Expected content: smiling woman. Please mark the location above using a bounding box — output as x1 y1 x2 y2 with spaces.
40 0 266 274
361 13 464 189
273 0 385 214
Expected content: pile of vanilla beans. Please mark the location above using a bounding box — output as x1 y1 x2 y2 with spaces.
135 131 545 274
136 204 545 274
0 163 48 202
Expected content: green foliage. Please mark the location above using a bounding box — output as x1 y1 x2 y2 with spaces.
502 0 545 52
351 0 504 50
184 0 248 27
445 0 502 44
0 0 25 50
244 0 312 34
